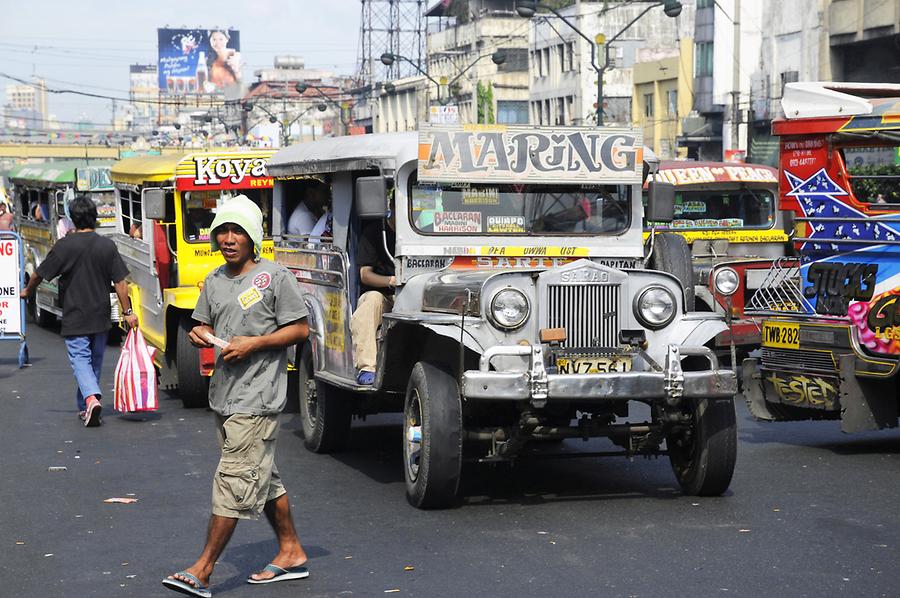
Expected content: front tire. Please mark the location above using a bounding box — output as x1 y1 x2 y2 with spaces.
33 298 55 328
649 232 695 311
667 398 737 496
297 341 352 453
403 361 463 509
176 316 208 408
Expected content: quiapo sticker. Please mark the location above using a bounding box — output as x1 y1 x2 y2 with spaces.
238 286 263 310
487 216 526 233
253 272 271 291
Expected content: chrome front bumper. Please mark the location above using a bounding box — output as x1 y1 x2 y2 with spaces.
461 344 737 407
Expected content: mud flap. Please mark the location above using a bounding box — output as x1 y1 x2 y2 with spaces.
742 358 776 421
838 355 899 433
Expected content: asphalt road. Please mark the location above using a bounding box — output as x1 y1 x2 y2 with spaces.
1 320 899 598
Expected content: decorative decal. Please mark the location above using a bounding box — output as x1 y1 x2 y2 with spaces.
238 286 262 310
766 373 838 409
252 272 272 291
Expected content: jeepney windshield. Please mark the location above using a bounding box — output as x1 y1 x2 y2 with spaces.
650 187 776 230
182 188 273 242
409 182 631 236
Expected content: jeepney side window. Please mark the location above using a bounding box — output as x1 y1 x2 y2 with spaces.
182 188 273 243
117 187 143 237
282 177 332 238
842 145 900 207
25 189 50 222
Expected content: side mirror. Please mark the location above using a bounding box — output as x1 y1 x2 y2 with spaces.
142 188 166 220
646 180 676 223
782 209 795 237
356 176 388 219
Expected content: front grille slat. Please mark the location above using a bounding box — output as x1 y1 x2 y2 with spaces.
547 284 619 348
760 347 836 372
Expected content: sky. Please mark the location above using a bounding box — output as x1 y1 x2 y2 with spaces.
0 0 362 125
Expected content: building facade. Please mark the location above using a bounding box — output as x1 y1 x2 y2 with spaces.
681 0 762 161
424 0 530 124
632 39 694 159
530 0 692 127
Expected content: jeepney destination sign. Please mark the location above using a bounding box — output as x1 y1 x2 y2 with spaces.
418 125 643 184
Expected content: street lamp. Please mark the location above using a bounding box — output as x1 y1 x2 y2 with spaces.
379 50 506 106
515 0 682 125
244 100 328 146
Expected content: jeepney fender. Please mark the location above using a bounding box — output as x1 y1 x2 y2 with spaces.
163 286 201 310
654 313 729 352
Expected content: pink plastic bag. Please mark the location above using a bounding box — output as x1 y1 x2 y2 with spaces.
114 328 158 412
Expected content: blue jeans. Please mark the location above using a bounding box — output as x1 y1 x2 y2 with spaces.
64 333 108 412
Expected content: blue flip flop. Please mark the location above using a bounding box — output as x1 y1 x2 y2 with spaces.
162 571 212 598
246 563 310 584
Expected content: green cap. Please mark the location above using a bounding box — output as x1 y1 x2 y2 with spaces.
209 194 263 259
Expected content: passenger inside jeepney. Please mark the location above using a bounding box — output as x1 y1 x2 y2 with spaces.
350 194 395 386
285 180 332 240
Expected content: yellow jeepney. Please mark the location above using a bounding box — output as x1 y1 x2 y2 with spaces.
111 150 275 407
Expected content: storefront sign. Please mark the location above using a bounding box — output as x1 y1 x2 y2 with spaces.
0 237 23 336
418 125 643 184
176 154 273 191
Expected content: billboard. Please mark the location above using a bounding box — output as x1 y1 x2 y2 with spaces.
157 28 242 96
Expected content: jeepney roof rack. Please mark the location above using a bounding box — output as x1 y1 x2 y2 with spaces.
268 132 418 178
782 82 900 120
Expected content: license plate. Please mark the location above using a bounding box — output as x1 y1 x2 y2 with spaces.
556 356 633 374
762 321 800 349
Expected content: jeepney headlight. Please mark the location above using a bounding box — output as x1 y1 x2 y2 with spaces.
489 288 530 330
714 267 739 296
634 285 676 329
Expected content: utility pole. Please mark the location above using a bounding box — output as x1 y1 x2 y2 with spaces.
731 0 741 159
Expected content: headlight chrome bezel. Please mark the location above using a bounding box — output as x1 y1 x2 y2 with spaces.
633 285 677 330
713 267 740 297
488 287 530 330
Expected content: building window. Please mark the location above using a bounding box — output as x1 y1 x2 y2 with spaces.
565 42 575 72
780 70 799 96
497 48 528 73
542 48 551 76
498 101 529 124
695 42 713 77
697 0 713 7
667 90 678 115
644 93 654 118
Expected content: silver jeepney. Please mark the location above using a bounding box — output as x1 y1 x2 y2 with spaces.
270 126 738 509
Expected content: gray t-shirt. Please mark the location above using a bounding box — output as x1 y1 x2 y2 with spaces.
193 259 307 416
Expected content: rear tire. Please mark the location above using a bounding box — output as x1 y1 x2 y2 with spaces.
176 317 208 408
403 361 463 509
667 398 737 496
649 232 695 311
297 342 352 453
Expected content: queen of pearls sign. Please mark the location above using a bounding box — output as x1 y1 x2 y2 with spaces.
417 125 643 185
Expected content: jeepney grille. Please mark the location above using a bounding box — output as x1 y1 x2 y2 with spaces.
547 284 620 348
760 347 837 373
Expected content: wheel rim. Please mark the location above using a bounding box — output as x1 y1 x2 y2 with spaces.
404 389 423 483
304 378 317 427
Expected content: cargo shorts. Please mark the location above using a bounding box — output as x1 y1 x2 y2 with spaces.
211 413 286 520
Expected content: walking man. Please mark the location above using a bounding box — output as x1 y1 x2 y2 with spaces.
163 195 310 598
20 195 138 426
